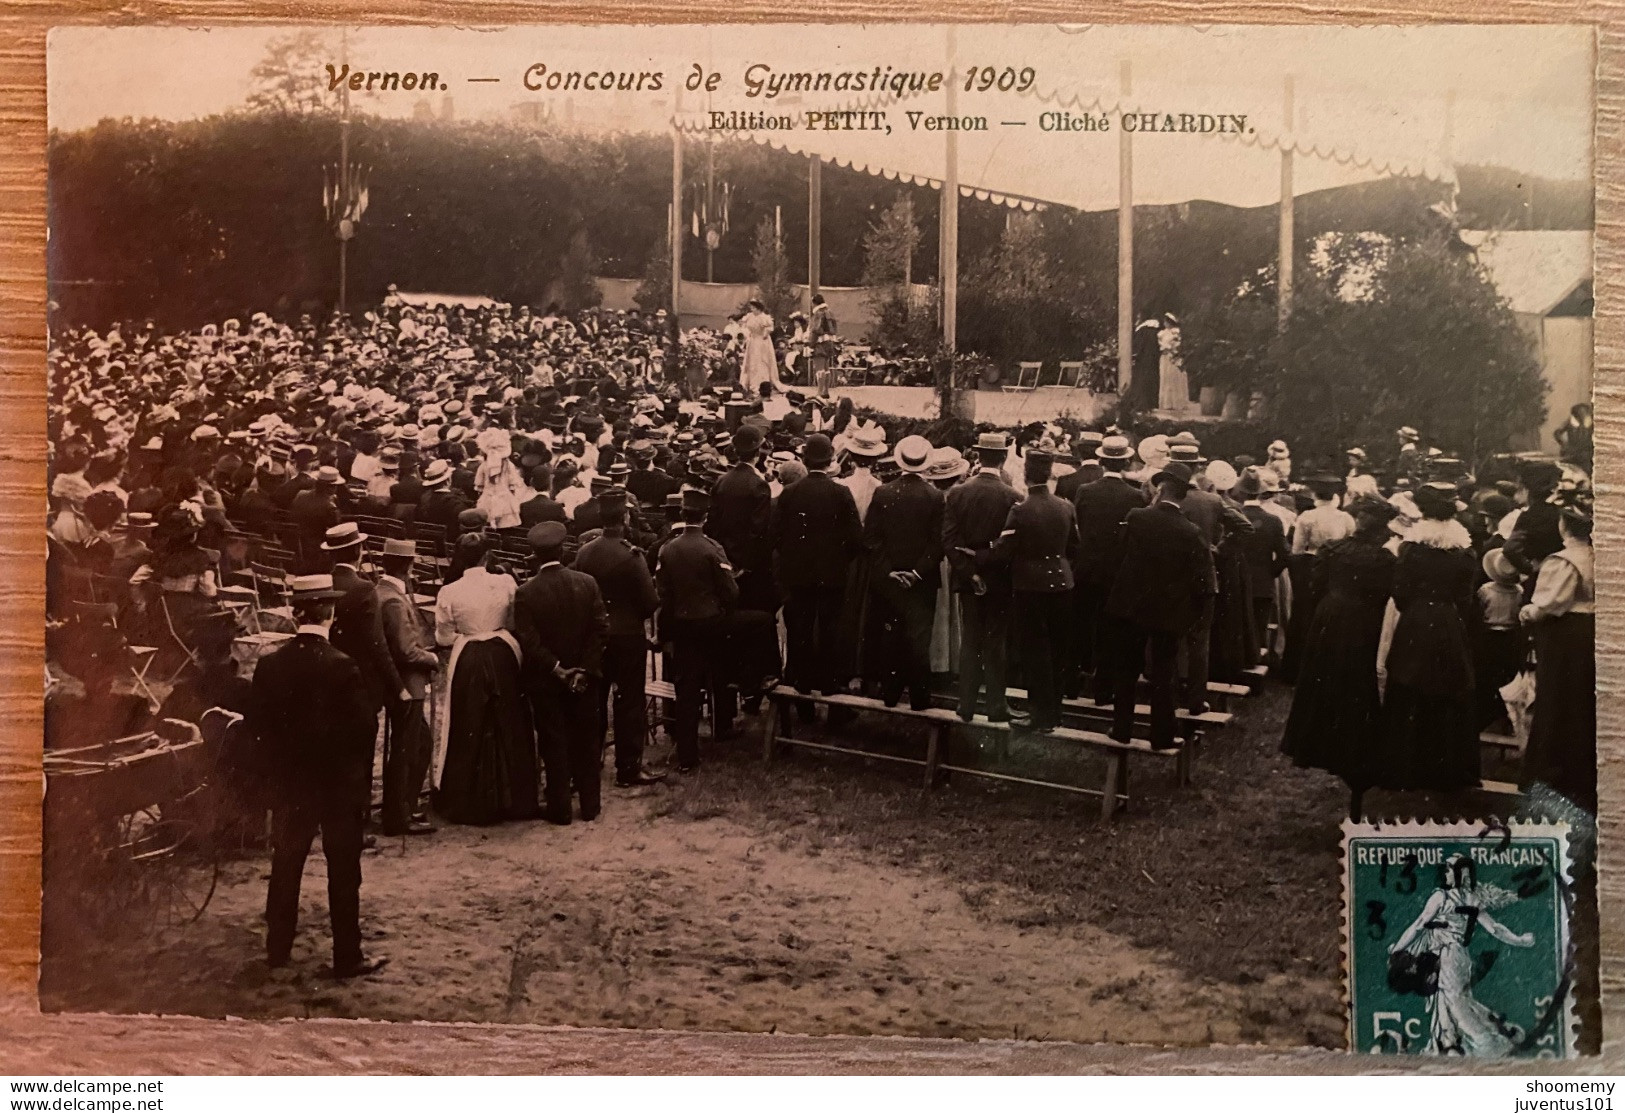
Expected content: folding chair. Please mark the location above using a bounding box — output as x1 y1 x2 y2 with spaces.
158 594 205 684
1002 361 1041 392
68 600 162 711
1056 361 1085 388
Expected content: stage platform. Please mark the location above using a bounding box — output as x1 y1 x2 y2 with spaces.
823 385 1118 426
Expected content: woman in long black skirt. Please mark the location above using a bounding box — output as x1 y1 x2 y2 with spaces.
1373 483 1481 795
431 535 538 825
1519 492 1596 812
1280 496 1398 815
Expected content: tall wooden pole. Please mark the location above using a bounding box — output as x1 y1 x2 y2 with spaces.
1277 75 1295 330
705 141 716 284
1116 59 1133 396
941 27 960 351
807 154 822 311
338 28 350 318
670 98 683 324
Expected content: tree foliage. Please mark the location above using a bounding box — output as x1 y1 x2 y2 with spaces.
1265 231 1546 466
957 212 1111 378
750 217 797 322
860 196 925 347
246 32 338 116
633 234 671 314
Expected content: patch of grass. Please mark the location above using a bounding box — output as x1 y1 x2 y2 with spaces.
663 684 1351 1045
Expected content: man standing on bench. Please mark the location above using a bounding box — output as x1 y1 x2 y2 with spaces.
945 432 1022 722
998 450 1080 734
1104 461 1215 750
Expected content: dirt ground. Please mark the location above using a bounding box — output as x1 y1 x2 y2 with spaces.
43 682 1537 1049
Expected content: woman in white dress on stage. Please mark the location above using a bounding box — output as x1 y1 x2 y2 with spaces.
738 299 780 395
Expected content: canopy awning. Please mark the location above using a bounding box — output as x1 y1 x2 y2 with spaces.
671 24 1587 212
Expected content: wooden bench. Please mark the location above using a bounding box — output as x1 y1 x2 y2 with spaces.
762 687 1187 820
1008 688 1234 730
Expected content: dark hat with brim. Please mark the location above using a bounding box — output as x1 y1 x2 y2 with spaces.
1151 461 1195 489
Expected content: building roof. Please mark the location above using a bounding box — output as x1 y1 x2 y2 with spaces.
1461 230 1593 316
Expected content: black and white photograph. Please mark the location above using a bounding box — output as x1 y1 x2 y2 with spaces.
39 23 1599 1056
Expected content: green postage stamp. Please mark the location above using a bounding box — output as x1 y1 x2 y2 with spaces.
1343 820 1575 1059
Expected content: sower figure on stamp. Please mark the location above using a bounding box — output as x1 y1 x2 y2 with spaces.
1105 462 1216 750
254 574 388 979
656 486 740 773
376 538 439 836
514 521 610 823
574 487 665 787
944 432 1022 722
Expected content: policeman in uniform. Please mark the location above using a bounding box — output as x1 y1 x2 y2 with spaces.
574 488 664 787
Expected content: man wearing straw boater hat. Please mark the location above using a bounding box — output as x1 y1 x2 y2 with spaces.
254 573 388 979
945 431 1022 722
863 435 945 711
1071 433 1147 703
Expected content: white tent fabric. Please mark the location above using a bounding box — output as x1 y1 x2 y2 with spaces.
672 24 1589 212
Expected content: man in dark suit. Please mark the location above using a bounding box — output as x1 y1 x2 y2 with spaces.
375 539 439 836
519 464 568 527
770 433 862 698
574 490 663 787
323 525 404 796
253 574 387 979
945 432 1021 722
626 440 680 511
1072 434 1148 701
514 521 610 822
706 424 776 613
1104 462 1216 749
289 467 344 571
416 460 468 533
1235 469 1290 657
1173 447 1252 713
656 488 741 772
863 435 945 710
995 451 1079 732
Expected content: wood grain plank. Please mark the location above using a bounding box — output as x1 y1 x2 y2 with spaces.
1 4 1620 1073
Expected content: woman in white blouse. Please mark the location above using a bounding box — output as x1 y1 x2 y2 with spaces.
1518 490 1595 811
430 534 537 824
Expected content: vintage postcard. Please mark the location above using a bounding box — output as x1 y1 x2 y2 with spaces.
40 23 1598 1057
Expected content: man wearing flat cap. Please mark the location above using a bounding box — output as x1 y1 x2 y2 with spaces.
253 574 388 979
514 520 610 822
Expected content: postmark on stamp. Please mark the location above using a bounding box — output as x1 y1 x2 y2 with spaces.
1343 820 1575 1059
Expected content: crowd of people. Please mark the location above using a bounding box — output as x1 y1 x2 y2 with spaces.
44 297 1595 977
